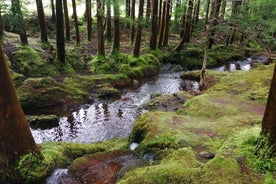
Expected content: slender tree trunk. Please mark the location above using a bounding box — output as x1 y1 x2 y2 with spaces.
179 1 187 38
200 25 211 89
133 0 144 57
97 0 105 56
173 0 181 29
106 1 112 42
11 0 28 45
0 44 41 167
63 0 70 41
126 0 131 18
205 0 210 26
157 0 163 29
36 0 48 42
56 0 65 63
174 0 193 51
112 0 120 54
162 0 171 46
130 0 136 44
149 0 158 50
220 0 226 20
146 0 151 24
191 0 200 34
158 0 166 48
51 0 56 22
86 0 92 41
0 8 4 39
208 0 222 49
72 0 80 44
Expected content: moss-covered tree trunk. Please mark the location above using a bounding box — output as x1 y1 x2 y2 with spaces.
106 1 112 42
112 0 120 54
56 0 65 63
97 0 105 56
0 44 41 174
36 0 48 43
130 0 136 44
133 0 144 57
11 0 28 45
149 0 158 50
158 0 166 48
72 0 80 44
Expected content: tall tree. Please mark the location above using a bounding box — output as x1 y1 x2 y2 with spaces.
0 7 3 39
158 0 166 48
133 0 144 57
72 0 80 44
149 0 158 50
130 0 136 44
97 0 105 56
0 43 41 172
11 0 28 45
106 0 112 42
226 0 241 46
112 0 120 54
174 0 194 51
208 0 222 49
50 0 56 22
146 0 151 24
63 0 70 41
36 0 48 42
220 0 226 20
86 0 92 41
56 0 65 63
204 0 210 26
162 0 171 46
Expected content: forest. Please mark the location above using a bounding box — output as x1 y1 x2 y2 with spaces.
0 0 276 183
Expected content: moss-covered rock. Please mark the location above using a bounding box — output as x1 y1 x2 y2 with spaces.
27 115 59 129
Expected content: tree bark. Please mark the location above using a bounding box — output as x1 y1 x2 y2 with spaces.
11 0 28 45
149 0 158 50
204 0 210 26
130 0 136 44
208 0 222 49
0 8 4 39
112 0 120 54
133 0 144 57
72 0 80 44
63 0 70 41
0 44 41 167
220 0 226 20
162 0 171 46
56 0 65 63
158 0 166 48
36 0 48 43
86 0 92 41
106 1 112 42
157 0 162 29
97 0 105 56
260 63 276 152
146 0 151 24
50 0 56 22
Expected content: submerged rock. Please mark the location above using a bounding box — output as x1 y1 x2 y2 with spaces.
27 115 59 129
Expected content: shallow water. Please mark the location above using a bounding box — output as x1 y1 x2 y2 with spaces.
31 64 187 144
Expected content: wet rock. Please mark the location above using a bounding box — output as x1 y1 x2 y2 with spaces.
150 93 161 99
69 151 146 184
27 115 59 129
199 152 215 159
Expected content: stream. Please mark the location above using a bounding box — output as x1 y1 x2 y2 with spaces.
31 56 268 184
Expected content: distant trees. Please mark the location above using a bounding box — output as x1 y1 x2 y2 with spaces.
149 0 158 50
112 0 120 54
72 0 80 44
133 0 144 57
97 0 105 56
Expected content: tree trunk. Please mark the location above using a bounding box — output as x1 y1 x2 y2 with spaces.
0 8 4 39
72 0 80 44
133 0 144 57
204 0 210 26
173 0 181 29
220 0 226 20
208 0 222 49
106 1 112 42
158 0 166 48
112 0 120 54
174 0 193 51
11 0 28 45
86 0 92 41
97 0 105 56
50 0 56 22
125 0 131 18
36 0 48 43
260 63 276 153
162 0 171 46
157 0 162 29
146 0 151 24
63 0 70 41
56 0 65 63
149 0 158 50
200 25 211 89
191 0 200 34
130 0 136 44
0 44 41 167
179 1 187 38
